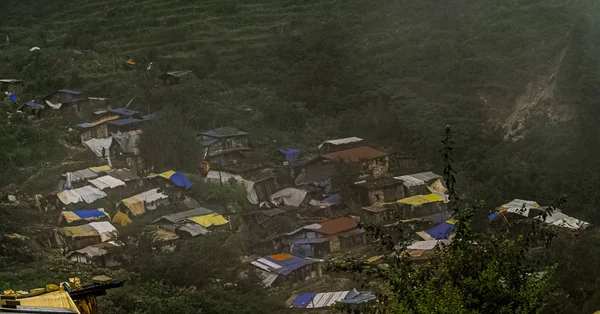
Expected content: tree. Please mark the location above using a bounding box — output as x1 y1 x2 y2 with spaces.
327 126 558 313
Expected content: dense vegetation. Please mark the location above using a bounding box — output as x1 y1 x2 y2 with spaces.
3 0 600 312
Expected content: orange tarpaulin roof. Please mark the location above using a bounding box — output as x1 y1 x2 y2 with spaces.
268 253 294 261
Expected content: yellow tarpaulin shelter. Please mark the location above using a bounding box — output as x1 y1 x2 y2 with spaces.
147 170 176 179
122 196 145 216
60 225 99 238
188 214 229 228
89 165 111 173
112 211 132 226
397 194 444 206
18 290 80 313
428 178 448 194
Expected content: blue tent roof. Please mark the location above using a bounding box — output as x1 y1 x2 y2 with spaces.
25 101 43 109
110 108 140 116
108 118 142 126
279 148 300 162
170 172 192 189
72 209 107 219
323 193 340 205
292 293 317 308
262 255 316 275
489 213 499 221
57 89 82 95
425 221 455 239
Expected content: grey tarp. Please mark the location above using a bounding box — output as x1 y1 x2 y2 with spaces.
153 207 214 224
111 131 141 155
178 223 210 237
269 188 307 207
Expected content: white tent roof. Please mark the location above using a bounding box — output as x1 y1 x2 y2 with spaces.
318 137 363 149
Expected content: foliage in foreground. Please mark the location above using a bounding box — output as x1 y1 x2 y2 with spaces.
327 127 557 313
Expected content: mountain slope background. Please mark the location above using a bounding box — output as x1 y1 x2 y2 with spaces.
2 0 600 220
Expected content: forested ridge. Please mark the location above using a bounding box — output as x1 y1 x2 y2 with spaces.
2 0 600 312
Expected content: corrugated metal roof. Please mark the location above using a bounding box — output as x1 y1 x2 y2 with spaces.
317 217 358 235
153 207 214 224
110 108 140 116
252 254 317 276
108 118 142 126
318 137 363 149
321 146 387 163
394 172 442 187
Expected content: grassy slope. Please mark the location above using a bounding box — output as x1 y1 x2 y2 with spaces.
1 0 599 211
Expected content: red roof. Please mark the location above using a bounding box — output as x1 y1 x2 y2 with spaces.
317 217 358 235
321 146 387 163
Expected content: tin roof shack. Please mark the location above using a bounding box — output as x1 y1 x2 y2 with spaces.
43 89 87 114
321 146 388 179
352 177 405 207
77 116 119 143
394 172 443 197
361 203 401 224
198 127 250 167
159 70 193 86
280 217 365 257
106 168 142 196
317 217 365 253
68 241 121 267
405 239 451 263
0 79 23 94
397 194 447 220
221 163 277 203
318 137 364 154
252 253 323 287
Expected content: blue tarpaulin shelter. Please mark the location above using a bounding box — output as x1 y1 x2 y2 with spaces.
323 193 340 205
489 213 499 221
9 94 17 102
170 172 193 189
425 221 455 239
72 209 107 219
293 293 317 308
279 148 300 162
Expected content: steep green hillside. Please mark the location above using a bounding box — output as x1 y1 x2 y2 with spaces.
2 0 600 218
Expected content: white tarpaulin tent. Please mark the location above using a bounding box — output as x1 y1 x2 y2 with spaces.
88 175 125 190
269 188 308 207
74 186 107 204
88 222 118 242
84 137 113 157
206 170 258 204
57 190 83 205
499 199 540 217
